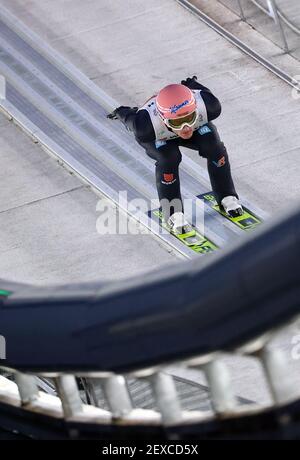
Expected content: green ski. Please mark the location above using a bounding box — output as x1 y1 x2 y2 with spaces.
151 209 218 254
198 192 262 231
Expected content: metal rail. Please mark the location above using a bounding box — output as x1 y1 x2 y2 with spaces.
177 0 299 90
0 321 298 433
220 0 300 52
249 0 300 37
245 0 289 52
278 9 300 37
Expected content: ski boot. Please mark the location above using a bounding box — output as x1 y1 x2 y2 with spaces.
167 211 203 246
221 196 243 218
167 212 193 235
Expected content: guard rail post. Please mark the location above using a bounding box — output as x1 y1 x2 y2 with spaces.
237 0 246 20
267 0 289 52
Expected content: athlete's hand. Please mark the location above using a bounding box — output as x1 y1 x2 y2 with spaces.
107 106 138 120
181 76 199 89
107 108 118 119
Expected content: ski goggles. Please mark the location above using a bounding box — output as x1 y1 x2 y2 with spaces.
163 110 198 131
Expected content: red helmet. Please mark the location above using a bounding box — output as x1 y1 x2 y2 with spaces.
156 84 197 130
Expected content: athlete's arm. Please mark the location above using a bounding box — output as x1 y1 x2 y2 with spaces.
112 106 156 143
181 76 222 122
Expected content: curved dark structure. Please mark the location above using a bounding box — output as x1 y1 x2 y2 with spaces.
1 205 299 374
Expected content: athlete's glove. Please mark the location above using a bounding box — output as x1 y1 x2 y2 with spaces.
181 75 211 93
107 106 138 120
181 76 199 89
107 108 119 120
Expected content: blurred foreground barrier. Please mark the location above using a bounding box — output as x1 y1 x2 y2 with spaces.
0 205 300 438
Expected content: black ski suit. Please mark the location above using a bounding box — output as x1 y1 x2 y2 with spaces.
115 78 238 221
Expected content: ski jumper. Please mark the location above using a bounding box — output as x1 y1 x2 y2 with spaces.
116 79 238 220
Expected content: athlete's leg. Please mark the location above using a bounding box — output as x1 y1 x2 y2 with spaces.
181 122 238 206
139 140 183 221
